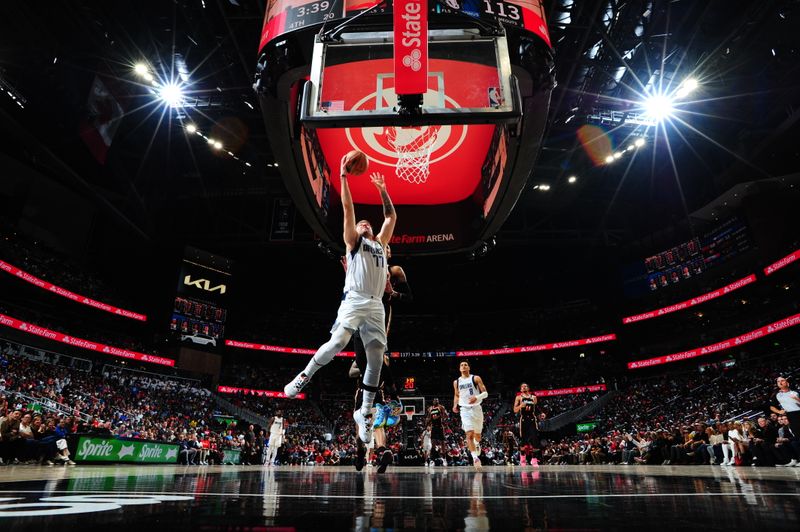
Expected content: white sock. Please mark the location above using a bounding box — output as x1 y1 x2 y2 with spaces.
471 451 480 462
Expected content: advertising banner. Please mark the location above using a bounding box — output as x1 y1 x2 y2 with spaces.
628 312 800 369
74 437 179 463
456 334 617 357
0 259 147 321
576 421 598 433
622 274 757 324
226 335 616 359
532 384 607 397
217 385 306 400
225 339 354 357
222 448 242 465
178 260 231 301
0 312 174 366
259 0 551 51
764 248 800 275
394 0 428 95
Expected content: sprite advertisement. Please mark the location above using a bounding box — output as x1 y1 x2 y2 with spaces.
74 437 179 463
576 421 599 433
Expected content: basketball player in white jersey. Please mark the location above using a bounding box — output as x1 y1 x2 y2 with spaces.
453 360 488 470
284 153 397 444
421 424 433 466
264 410 285 466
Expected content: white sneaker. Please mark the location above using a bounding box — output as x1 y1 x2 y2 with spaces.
284 372 310 398
353 408 375 444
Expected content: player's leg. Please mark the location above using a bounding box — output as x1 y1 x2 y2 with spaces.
353 387 368 471
353 340 384 442
470 408 484 469
472 431 483 469
284 325 354 397
375 425 392 474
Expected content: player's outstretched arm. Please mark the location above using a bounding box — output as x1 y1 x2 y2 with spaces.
371 172 397 247
340 155 359 251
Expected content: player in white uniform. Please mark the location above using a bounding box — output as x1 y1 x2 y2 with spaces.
421 426 433 466
264 410 285 466
453 361 488 470
284 153 397 444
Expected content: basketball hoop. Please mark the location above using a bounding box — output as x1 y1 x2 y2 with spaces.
404 407 416 422
385 126 440 185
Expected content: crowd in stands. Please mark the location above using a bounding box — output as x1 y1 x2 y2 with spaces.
534 353 800 468
0 302 161 358
3 328 800 470
0 341 240 465
0 223 127 308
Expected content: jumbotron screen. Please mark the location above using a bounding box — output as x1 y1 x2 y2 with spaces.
260 0 551 50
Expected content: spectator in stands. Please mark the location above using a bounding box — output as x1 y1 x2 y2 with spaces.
178 433 198 465
770 376 800 432
686 422 709 464
726 421 746 465
774 414 800 467
750 417 777 467
0 409 22 464
702 426 724 465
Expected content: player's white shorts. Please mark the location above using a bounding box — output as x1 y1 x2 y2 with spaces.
331 291 386 347
459 404 484 433
422 439 432 453
268 433 283 448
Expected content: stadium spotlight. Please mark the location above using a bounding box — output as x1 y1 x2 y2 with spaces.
675 77 699 99
134 63 148 76
567 175 577 184
634 137 646 148
213 141 223 150
185 124 197 134
643 94 674 122
158 83 184 108
605 155 615 164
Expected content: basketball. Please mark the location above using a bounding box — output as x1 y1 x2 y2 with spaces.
344 150 369 176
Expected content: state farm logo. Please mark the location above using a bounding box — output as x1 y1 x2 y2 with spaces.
402 49 422 72
398 1 423 52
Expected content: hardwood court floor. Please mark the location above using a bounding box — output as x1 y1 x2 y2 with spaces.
0 464 798 530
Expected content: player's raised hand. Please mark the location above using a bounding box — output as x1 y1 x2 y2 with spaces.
370 172 386 190
340 154 349 176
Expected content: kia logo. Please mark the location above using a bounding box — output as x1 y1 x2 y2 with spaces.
183 275 226 294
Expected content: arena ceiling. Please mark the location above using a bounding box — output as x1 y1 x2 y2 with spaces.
0 0 798 314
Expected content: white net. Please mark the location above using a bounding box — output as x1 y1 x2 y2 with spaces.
385 126 441 185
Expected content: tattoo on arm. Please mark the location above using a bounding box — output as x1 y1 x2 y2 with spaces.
380 188 395 217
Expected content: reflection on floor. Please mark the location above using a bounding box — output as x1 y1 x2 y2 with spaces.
0 465 798 530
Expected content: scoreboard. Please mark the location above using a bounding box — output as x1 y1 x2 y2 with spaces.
260 0 551 51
